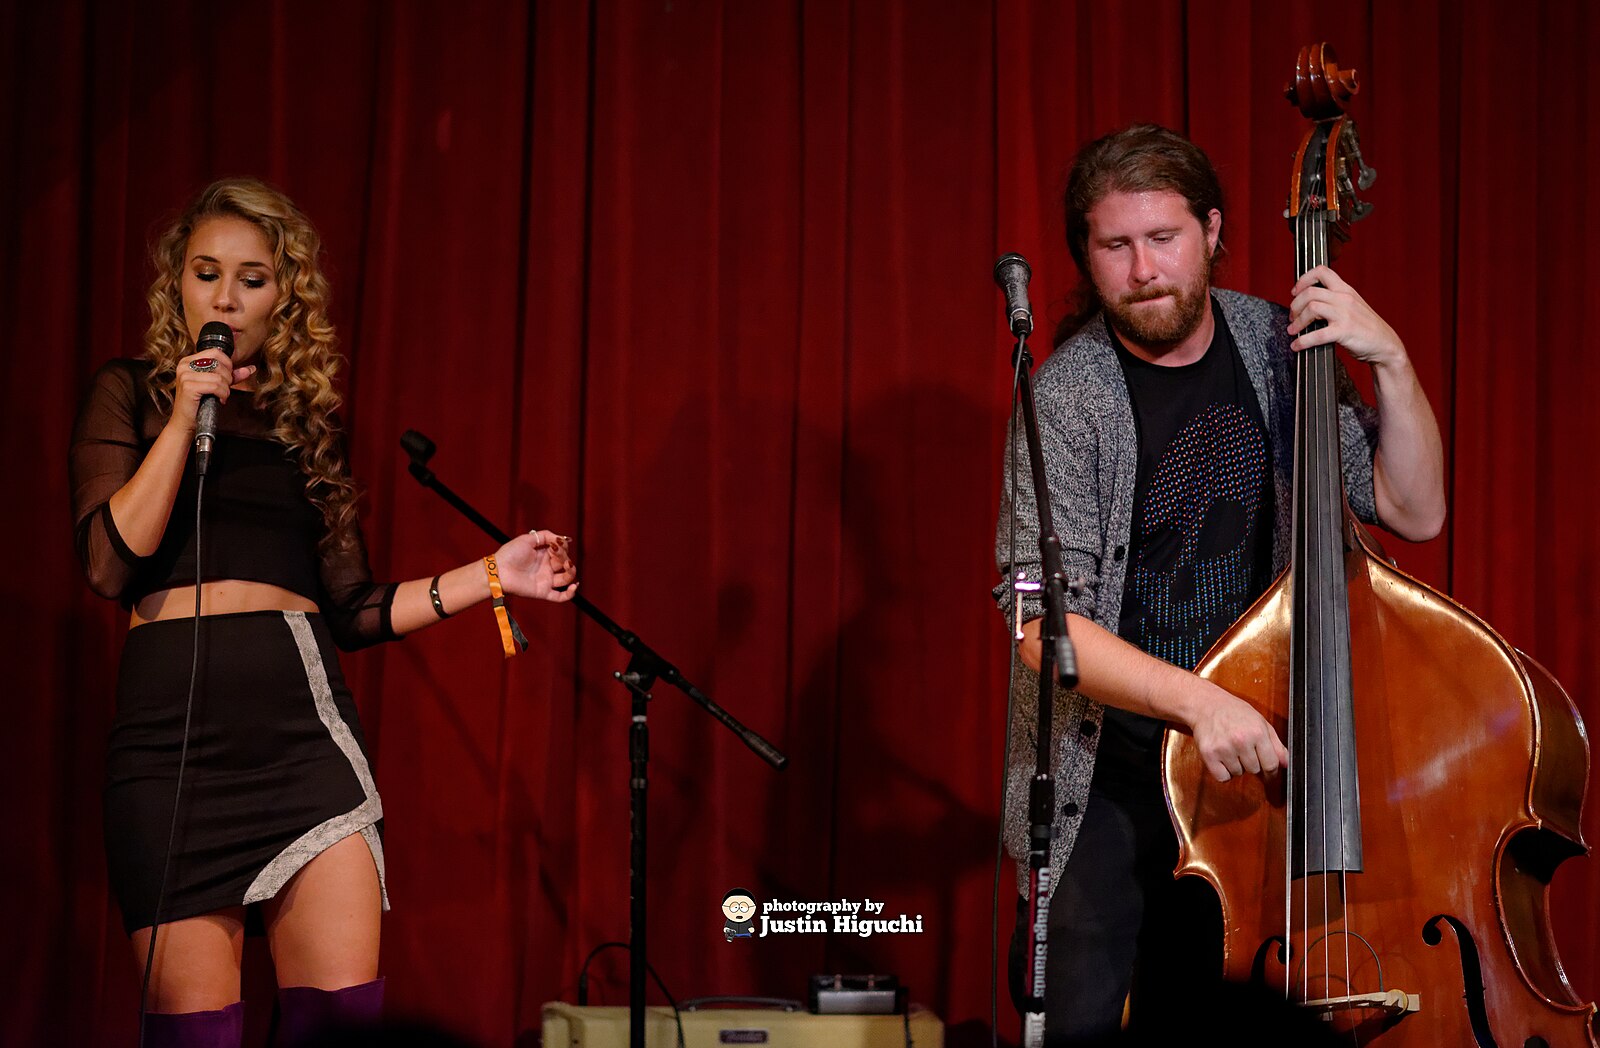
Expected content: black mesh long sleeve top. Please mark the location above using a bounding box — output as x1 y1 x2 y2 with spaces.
69 359 398 650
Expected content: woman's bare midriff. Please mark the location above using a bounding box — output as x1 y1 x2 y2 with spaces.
131 580 318 628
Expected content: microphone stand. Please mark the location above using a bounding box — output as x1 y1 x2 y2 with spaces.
401 431 789 1048
1005 322 1079 1048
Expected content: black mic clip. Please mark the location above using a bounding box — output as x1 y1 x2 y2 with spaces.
401 429 438 485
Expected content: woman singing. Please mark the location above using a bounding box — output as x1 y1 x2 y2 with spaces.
69 178 577 1046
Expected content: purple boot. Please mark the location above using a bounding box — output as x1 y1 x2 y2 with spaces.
275 977 385 1046
143 1002 245 1048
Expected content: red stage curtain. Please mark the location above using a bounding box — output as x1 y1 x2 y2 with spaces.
4 2 1596 1045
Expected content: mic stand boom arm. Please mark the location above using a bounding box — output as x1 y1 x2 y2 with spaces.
400 430 789 1048
400 432 786 770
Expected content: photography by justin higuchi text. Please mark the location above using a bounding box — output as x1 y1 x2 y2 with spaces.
721 890 925 941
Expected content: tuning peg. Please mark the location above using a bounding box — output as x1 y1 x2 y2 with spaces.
1334 164 1375 223
1341 122 1378 191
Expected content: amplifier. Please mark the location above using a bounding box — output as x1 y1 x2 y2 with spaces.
808 974 906 1015
540 1003 945 1048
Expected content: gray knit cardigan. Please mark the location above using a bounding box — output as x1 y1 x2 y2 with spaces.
991 287 1381 895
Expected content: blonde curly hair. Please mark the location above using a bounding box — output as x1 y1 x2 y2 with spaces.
144 178 358 550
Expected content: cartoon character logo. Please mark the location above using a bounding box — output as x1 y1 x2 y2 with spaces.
722 888 756 941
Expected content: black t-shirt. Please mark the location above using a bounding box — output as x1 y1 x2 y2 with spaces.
1093 297 1275 798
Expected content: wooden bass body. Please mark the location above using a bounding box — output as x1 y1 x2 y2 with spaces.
1164 521 1597 1046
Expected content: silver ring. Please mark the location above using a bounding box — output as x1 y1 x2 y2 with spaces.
189 358 218 373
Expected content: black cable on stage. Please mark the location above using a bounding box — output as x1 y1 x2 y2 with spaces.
575 941 685 1048
137 473 207 1047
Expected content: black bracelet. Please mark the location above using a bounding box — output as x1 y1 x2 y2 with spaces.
429 574 452 619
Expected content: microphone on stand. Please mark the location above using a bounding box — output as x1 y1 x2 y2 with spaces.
401 429 438 485
193 321 234 477
401 428 437 465
993 253 1034 337
993 252 1075 687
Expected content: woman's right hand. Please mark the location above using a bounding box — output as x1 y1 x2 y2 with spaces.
165 351 257 436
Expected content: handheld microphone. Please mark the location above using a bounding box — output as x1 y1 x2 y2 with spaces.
193 321 234 477
993 253 1034 337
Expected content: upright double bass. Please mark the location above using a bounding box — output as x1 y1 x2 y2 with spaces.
1163 43 1598 1047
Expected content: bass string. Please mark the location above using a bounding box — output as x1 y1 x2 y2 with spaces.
1312 207 1331 1006
1295 207 1320 1005
1303 207 1315 1005
1285 211 1300 1003
1317 206 1354 1007
1289 202 1351 1007
1293 200 1357 1009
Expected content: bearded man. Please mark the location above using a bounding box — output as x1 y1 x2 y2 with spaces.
993 124 1446 1043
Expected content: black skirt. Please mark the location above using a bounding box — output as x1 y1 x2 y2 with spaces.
104 610 389 934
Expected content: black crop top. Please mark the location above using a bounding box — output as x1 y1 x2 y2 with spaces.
69 359 398 651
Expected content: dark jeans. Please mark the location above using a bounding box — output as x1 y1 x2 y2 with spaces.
1008 783 1222 1046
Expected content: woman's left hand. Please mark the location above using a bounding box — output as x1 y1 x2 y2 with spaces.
494 530 578 602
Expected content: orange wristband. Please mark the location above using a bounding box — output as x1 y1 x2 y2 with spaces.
483 555 529 658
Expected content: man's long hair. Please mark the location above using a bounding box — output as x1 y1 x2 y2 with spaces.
1056 124 1226 342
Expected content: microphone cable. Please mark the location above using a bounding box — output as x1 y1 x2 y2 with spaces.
575 941 685 1048
137 471 207 1047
